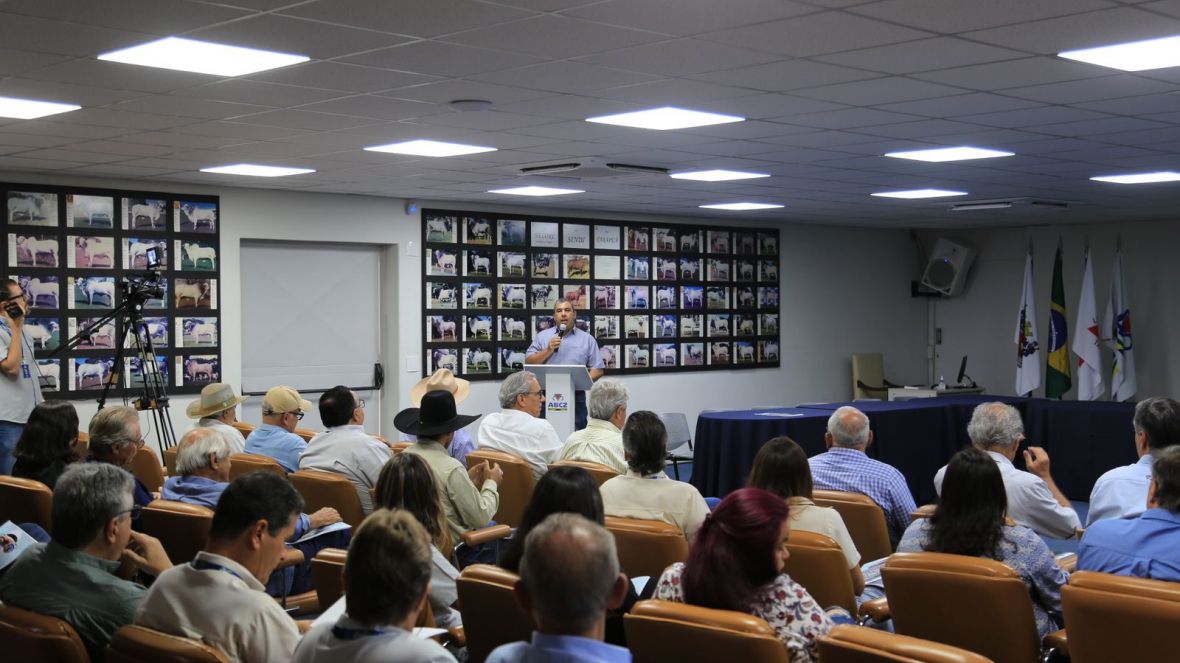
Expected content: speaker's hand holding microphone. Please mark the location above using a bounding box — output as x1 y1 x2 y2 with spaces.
548 324 566 353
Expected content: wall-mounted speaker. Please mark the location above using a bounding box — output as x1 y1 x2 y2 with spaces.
921 238 976 297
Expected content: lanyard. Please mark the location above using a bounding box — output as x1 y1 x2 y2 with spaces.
191 559 244 581
331 625 390 640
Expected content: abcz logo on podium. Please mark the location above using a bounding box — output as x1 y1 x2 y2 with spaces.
547 392 569 413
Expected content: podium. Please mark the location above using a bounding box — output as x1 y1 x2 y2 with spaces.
529 364 593 441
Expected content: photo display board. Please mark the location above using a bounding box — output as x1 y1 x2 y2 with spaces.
421 209 780 380
3 182 221 398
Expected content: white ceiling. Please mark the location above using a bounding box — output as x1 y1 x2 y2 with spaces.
2 0 1180 227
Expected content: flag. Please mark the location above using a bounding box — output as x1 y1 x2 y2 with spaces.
1072 248 1105 400
1103 248 1137 402
1045 243 1071 399
1014 251 1041 396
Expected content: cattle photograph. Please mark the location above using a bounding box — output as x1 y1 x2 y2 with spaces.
599 344 619 369
626 344 651 369
709 342 731 366
124 197 167 231
759 259 778 282
707 313 731 338
424 214 456 243
707 258 731 282
10 233 59 268
593 285 618 310
563 253 590 279
124 238 168 269
177 240 217 271
498 219 526 246
594 315 619 340
681 285 704 310
465 248 493 276
759 340 780 362
530 284 557 310
499 283 527 309
136 316 169 348
625 227 649 251
682 342 705 366
428 248 458 276
532 315 556 334
128 355 170 388
706 286 730 310
24 318 61 352
464 216 492 245
499 314 527 341
431 348 459 373
70 317 115 350
735 341 756 365
707 230 730 254
14 276 59 309
175 278 215 309
624 256 649 281
680 314 703 338
427 281 457 309
464 282 493 309
563 284 588 309
176 200 217 233
499 251 527 277
70 276 115 309
654 314 677 339
69 236 115 269
465 314 494 342
73 357 115 390
759 314 779 336
624 314 648 339
499 348 527 372
178 354 217 386
758 232 778 256
531 253 557 278
463 347 494 375
654 343 677 367
69 194 114 228
624 285 649 310
427 315 459 342
653 227 677 252
8 192 57 227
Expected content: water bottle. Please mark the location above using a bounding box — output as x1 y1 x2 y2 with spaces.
937 375 947 391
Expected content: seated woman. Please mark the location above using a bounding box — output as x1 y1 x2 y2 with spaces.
898 446 1068 637
654 488 839 663
12 400 84 489
748 436 865 595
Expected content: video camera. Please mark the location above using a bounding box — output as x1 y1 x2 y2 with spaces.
120 246 165 304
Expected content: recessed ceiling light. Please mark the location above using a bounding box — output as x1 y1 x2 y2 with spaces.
200 164 315 177
1059 35 1180 71
671 169 770 182
98 37 308 77
884 146 1014 162
871 189 968 199
488 186 584 197
586 106 745 130
364 139 497 157
0 96 80 119
699 202 783 210
1091 171 1180 184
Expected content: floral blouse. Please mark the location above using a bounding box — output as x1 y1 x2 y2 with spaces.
654 562 834 663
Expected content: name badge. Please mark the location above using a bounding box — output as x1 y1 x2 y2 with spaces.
21 363 30 379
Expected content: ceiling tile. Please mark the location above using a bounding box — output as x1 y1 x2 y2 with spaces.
232 109 384 131
379 79 550 105
20 59 213 93
848 0 1115 33
962 7 1180 54
248 62 439 93
0 0 248 35
913 57 1107 91
691 59 882 92
593 79 763 105
46 108 195 131
188 14 414 59
115 95 273 119
0 48 71 77
293 95 443 121
814 38 1026 74
575 39 780 76
280 0 537 38
0 78 142 106
341 41 546 78
707 12 933 57
957 106 1111 128
776 107 925 130
172 80 347 107
875 93 1043 118
415 110 562 131
470 61 659 94
562 0 817 36
443 15 665 58
999 75 1177 104
793 76 969 105
1035 116 1174 137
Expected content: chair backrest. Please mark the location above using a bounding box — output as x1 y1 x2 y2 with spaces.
882 552 1041 663
131 446 165 493
294 428 319 443
456 564 534 663
311 547 349 610
548 459 619 487
391 441 412 454
812 490 892 563
288 469 366 527
107 624 229 663
659 413 692 449
782 530 858 615
140 499 214 564
0 604 90 663
227 452 286 480
230 421 255 439
163 446 178 477
0 475 53 531
465 449 535 528
604 516 689 580
852 352 886 399
624 599 789 663
1061 570 1180 663
818 624 993 663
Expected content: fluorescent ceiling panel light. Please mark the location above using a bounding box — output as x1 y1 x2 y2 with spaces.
872 189 967 199
200 164 315 177
884 146 1014 162
98 37 308 76
1090 171 1180 184
488 186 584 196
671 169 770 182
364 139 497 157
586 106 744 130
699 202 783 210
0 96 80 119
1059 35 1180 71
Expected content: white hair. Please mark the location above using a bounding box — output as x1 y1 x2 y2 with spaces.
827 406 870 448
88 405 140 453
500 370 537 409
967 402 1024 450
175 428 231 476
588 378 628 420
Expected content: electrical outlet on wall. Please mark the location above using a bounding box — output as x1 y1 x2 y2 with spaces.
406 240 419 257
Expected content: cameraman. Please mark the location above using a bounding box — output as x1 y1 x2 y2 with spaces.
0 279 43 475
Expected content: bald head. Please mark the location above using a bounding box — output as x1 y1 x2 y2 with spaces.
519 513 623 635
827 406 871 449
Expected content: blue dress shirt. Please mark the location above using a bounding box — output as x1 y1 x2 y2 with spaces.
1086 454 1153 526
1077 508 1180 581
487 632 631 663
245 424 308 472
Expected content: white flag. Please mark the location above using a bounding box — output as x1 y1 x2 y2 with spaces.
1071 249 1105 400
1014 252 1041 396
1103 249 1137 401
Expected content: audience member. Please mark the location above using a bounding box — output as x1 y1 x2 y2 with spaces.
478 371 563 480
0 463 171 660
808 406 915 546
901 447 1067 637
136 471 306 661
934 402 1080 539
1087 396 1180 525
487 513 630 663
87 405 153 517
246 385 313 472
300 385 392 513
499 465 604 573
560 378 628 474
400 369 476 466
748 436 864 594
654 488 836 663
600 411 710 541
0 277 42 475
293 509 455 663
11 399 83 489
186 383 248 453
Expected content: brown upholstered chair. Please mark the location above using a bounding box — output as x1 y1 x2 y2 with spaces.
818 624 993 663
163 446 178 477
0 475 53 531
456 564 534 663
107 624 229 662
548 459 619 487
288 469 366 527
604 516 689 580
782 530 858 615
294 428 319 443
624 599 790 663
230 421 255 439
0 604 89 663
812 490 892 563
1060 570 1180 663
140 499 214 564
465 449 535 528
391 441 412 454
311 547 349 610
227 452 286 480
131 446 165 493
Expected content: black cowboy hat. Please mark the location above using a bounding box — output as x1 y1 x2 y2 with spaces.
394 389 480 438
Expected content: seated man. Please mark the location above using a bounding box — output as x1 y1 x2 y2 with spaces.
479 370 563 480
0 464 171 660
299 385 392 513
560 378 628 474
488 513 630 663
400 369 476 466
934 402 1081 539
809 406 917 546
1078 445 1180 580
246 385 313 472
87 405 154 525
293 509 455 663
1087 396 1180 525
136 472 306 661
186 383 248 454
599 411 710 540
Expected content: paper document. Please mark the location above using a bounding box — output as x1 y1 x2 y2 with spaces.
0 521 35 571
292 521 351 545
754 412 805 418
310 595 449 639
631 575 650 595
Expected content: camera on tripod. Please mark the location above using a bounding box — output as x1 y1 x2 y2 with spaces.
120 246 165 304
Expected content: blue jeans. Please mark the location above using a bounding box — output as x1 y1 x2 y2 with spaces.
0 421 23 475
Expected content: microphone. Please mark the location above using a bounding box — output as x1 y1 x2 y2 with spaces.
557 323 568 337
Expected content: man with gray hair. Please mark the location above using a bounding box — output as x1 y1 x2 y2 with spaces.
478 370 563 479
560 378 628 474
809 405 916 545
487 513 630 663
934 401 1080 538
1087 396 1180 525
87 405 154 518
0 463 171 660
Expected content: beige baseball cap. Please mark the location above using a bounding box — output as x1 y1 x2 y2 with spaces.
262 385 313 415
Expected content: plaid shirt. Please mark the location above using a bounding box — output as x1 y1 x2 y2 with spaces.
808 447 916 546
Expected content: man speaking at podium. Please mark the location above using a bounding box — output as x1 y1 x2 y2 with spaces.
526 300 604 431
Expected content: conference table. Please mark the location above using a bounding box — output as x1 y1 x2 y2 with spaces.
690 395 1136 505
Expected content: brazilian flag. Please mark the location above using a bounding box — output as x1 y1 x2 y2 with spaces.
1046 243 1071 399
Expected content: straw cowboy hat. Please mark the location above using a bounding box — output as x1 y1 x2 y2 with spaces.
186 383 248 418
410 368 470 406
395 390 480 438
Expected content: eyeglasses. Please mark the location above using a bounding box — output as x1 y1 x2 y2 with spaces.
119 505 143 520
288 410 305 420
526 390 546 398
126 436 146 449
356 399 366 409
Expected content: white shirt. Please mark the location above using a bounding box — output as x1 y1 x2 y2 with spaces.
560 418 627 474
196 418 246 454
0 321 42 424
599 470 711 540
1087 454 1154 526
299 425 391 514
787 497 861 568
478 409 563 480
135 551 301 663
293 608 454 663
